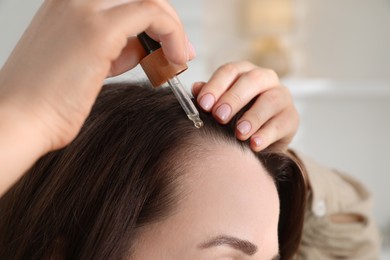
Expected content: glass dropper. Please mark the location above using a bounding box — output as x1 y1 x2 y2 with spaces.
166 76 203 128
137 32 204 128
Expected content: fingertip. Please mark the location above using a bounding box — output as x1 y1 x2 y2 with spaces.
198 93 216 112
236 120 252 136
214 103 232 123
164 49 187 65
235 130 249 141
168 40 195 64
250 136 264 152
160 37 188 65
187 41 197 60
192 82 205 97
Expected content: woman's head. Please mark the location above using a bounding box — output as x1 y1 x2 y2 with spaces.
0 83 305 259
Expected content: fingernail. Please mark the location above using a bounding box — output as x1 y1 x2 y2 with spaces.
187 41 196 60
253 137 262 147
199 93 215 111
237 121 252 135
215 104 232 122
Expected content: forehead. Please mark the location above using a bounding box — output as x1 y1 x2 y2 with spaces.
177 142 280 252
183 142 280 226
132 142 281 259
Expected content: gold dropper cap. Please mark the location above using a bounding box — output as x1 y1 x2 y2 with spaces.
139 48 188 87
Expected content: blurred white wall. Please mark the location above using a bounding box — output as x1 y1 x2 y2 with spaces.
0 0 41 67
199 0 390 80
296 0 390 79
286 79 390 232
2 0 390 80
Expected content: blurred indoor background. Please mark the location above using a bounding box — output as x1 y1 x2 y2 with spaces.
1 0 390 257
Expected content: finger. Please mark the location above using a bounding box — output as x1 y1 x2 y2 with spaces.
250 107 299 152
98 0 181 25
96 0 182 25
211 68 280 124
235 87 291 140
109 38 193 78
191 82 206 97
186 37 197 61
145 31 196 61
147 0 182 24
196 61 256 112
105 1 188 65
143 0 196 60
96 0 141 10
109 37 146 77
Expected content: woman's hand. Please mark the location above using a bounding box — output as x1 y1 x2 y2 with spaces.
192 61 299 152
0 0 195 151
0 0 194 196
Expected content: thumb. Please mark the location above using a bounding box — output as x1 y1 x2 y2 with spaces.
109 37 147 77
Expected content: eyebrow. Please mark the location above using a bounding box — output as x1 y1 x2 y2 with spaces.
198 235 280 259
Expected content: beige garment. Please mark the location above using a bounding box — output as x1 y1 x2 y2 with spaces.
292 150 381 260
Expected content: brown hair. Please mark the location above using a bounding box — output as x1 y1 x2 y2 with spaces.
0 83 305 259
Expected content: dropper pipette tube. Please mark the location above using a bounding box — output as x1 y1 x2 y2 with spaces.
166 76 204 128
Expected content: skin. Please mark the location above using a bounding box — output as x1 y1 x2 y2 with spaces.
132 142 280 260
